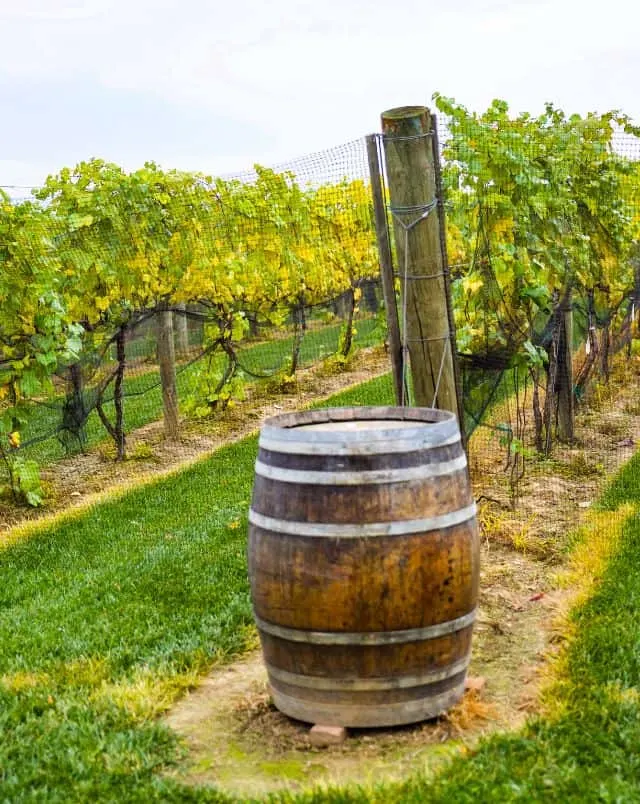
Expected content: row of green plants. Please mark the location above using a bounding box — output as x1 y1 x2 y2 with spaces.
0 311 382 507
439 95 640 458
0 163 380 503
18 315 381 466
2 95 640 505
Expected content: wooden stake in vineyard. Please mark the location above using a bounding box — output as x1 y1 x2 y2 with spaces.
379 106 464 433
556 288 575 443
157 303 180 440
366 135 403 405
174 304 190 357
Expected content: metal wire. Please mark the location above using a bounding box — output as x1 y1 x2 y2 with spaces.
382 132 435 143
389 199 438 407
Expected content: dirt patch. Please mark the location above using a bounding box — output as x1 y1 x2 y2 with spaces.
0 347 390 534
163 541 553 798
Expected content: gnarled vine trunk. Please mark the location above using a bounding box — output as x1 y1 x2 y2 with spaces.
97 326 127 461
599 320 611 383
290 300 306 375
114 327 126 460
556 288 574 443
339 288 356 358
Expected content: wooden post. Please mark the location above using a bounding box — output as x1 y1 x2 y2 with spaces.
174 303 190 356
432 115 466 444
366 134 403 405
556 288 574 443
157 303 180 439
380 106 460 420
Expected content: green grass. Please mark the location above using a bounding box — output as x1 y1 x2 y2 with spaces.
20 317 382 465
0 438 256 801
0 375 393 802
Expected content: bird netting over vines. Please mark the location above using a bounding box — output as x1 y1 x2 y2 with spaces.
432 95 640 454
1 95 640 502
0 140 383 473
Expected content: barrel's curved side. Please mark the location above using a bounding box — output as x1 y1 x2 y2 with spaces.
258 619 475 726
269 667 469 727
248 521 478 726
249 521 479 632
247 407 479 727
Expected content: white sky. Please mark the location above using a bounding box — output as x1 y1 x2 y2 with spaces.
1 0 638 189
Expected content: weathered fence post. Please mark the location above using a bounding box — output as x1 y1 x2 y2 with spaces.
366 134 403 405
157 303 180 439
556 287 575 443
432 114 466 444
380 106 462 427
174 303 190 356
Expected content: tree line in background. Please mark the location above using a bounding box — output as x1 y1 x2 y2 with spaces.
2 95 640 505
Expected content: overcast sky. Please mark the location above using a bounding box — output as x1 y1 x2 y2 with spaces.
1 0 639 191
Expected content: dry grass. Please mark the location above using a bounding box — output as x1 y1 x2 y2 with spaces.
538 504 636 719
91 668 203 721
477 503 540 554
444 691 500 735
0 671 51 693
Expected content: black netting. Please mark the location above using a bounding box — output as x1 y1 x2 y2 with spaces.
2 113 640 484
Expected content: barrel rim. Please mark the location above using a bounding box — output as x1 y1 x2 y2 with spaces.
260 406 458 446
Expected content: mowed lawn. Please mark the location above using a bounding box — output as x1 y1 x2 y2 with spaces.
2 369 640 802
0 375 393 802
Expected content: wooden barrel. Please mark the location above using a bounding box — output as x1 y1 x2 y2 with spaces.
248 406 479 728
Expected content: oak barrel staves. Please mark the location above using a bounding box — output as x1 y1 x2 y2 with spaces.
248 406 479 728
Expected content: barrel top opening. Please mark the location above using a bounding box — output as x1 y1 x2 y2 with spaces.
260 406 458 443
259 406 460 448
263 406 455 430
295 419 421 432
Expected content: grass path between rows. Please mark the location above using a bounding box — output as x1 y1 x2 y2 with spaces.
2 369 640 802
0 375 393 802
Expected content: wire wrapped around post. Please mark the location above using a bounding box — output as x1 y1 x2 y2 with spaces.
380 105 464 427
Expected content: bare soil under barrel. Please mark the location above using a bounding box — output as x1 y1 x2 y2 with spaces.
163 540 558 798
